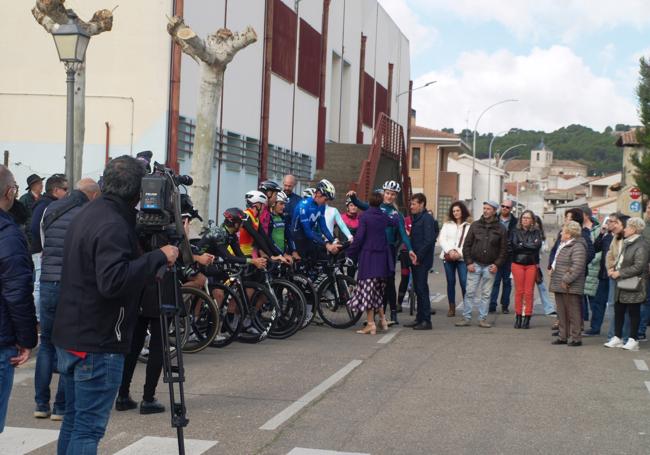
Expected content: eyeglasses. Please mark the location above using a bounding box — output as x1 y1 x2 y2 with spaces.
501 205 511 209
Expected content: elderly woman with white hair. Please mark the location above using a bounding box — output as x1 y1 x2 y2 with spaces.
605 217 650 351
550 221 588 346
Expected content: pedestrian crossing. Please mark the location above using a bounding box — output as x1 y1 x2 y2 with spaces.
0 427 370 454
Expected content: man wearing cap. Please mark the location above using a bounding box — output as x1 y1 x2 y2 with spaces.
19 174 44 245
456 200 508 328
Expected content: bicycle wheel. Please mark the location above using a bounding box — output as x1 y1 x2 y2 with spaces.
291 273 318 329
209 283 244 348
268 278 306 339
317 275 363 329
181 286 220 353
137 315 188 363
237 281 280 343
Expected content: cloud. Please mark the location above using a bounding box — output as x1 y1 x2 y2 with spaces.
377 0 438 55
411 46 638 133
408 0 650 43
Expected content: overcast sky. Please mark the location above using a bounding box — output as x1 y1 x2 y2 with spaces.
378 0 650 134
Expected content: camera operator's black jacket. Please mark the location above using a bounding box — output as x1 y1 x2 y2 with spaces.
52 195 167 353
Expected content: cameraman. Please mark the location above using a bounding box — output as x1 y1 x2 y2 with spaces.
52 156 178 455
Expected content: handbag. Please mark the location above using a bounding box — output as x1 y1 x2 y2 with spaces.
444 224 467 262
617 275 642 291
535 266 543 284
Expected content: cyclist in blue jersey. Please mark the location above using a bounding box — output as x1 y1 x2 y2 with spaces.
292 179 341 261
347 180 417 325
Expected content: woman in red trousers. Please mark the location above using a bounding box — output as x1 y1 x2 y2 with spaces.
510 210 543 328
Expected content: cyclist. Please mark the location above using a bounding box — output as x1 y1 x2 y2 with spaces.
269 191 296 258
302 187 316 198
258 180 282 236
347 181 416 325
325 203 353 243
239 190 289 264
292 179 341 261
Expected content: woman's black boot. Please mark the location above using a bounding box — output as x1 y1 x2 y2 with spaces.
514 315 522 329
522 316 531 329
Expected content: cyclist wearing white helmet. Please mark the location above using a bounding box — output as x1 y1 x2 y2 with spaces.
302 188 316 198
239 190 288 264
346 180 416 325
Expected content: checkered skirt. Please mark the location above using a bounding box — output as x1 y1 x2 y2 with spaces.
347 277 386 312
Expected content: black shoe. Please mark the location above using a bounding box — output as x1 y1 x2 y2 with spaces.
551 339 567 345
582 330 599 337
431 309 437 315
140 399 165 415
115 395 138 411
488 308 497 314
390 310 399 325
404 320 420 328
551 331 559 337
568 340 583 347
522 316 531 329
514 315 522 329
412 321 432 330
502 307 510 314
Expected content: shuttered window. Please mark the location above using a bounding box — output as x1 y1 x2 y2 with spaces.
271 0 297 82
297 19 321 97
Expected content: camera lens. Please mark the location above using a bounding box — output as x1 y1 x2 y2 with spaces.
177 175 193 186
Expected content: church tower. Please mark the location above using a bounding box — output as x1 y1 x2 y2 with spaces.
529 138 553 179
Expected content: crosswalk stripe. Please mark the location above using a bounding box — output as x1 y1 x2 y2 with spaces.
0 427 59 454
287 449 370 455
634 359 649 371
113 436 218 454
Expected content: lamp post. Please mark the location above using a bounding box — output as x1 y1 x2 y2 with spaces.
51 11 90 184
496 143 527 196
471 99 517 213
487 131 507 201
396 80 436 100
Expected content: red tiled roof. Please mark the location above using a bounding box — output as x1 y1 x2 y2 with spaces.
616 129 640 146
411 125 459 139
504 160 529 172
553 159 586 168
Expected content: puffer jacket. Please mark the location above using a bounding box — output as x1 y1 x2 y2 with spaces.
438 220 470 260
583 223 602 297
614 235 649 304
462 216 508 267
509 227 543 266
0 209 38 349
550 237 587 295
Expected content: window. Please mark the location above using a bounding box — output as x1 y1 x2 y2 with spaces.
271 0 297 82
438 196 452 222
297 19 321 97
536 152 540 161
411 147 421 169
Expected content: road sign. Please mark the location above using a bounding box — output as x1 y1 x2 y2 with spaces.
630 187 642 200
630 201 642 212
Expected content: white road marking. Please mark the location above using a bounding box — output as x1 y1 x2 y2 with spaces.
287 448 370 455
377 329 400 344
635 359 649 371
260 360 363 431
113 436 218 454
0 427 59 454
433 294 446 303
645 381 650 394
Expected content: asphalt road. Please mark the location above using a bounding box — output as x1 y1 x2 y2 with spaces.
2 267 650 455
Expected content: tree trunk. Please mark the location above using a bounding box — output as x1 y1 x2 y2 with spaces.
73 65 86 183
191 63 224 227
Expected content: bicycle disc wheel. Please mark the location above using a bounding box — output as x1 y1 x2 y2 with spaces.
209 283 244 348
317 275 363 329
181 287 220 353
268 278 306 339
237 281 280 343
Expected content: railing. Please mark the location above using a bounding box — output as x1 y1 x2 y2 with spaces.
352 113 411 207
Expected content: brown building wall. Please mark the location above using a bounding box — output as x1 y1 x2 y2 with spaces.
409 140 440 214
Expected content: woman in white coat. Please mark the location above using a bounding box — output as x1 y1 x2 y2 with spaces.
439 201 471 317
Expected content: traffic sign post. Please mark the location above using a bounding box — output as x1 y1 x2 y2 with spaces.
630 187 641 200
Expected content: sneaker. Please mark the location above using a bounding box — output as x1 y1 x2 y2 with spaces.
50 413 64 421
34 406 51 419
455 319 471 327
501 307 510 314
638 334 647 342
604 336 624 348
478 320 492 328
622 338 640 351
582 330 599 337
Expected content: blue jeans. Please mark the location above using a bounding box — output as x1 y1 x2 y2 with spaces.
32 253 42 321
638 278 650 337
0 346 17 433
443 260 467 305
413 263 432 323
536 280 555 315
464 263 496 321
35 281 65 414
587 279 609 334
489 260 512 311
56 349 125 455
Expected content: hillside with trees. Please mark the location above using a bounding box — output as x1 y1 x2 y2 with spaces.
444 124 636 175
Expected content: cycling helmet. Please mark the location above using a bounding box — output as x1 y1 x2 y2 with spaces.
382 180 401 193
275 191 289 204
345 197 353 205
245 190 268 207
302 188 316 198
223 207 247 226
258 180 281 193
316 179 336 200
373 187 384 194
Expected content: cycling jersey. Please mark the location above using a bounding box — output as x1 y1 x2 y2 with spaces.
349 194 412 251
239 207 282 258
197 224 247 264
324 205 352 241
270 213 294 253
341 212 359 235
291 197 334 246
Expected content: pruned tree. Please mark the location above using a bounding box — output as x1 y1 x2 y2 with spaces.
167 16 257 227
633 56 650 197
32 0 114 182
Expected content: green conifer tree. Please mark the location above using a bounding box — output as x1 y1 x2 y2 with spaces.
631 57 650 196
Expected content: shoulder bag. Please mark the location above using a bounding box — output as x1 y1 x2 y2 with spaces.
617 275 642 291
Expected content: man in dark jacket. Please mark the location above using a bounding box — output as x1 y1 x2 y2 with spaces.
489 199 518 314
0 165 38 433
19 173 43 245
283 174 302 225
52 156 178 454
33 178 100 421
457 200 508 328
584 214 614 336
404 193 434 330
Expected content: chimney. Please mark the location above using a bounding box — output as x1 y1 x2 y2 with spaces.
409 108 416 128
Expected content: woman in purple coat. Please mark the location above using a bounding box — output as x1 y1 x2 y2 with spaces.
346 192 398 334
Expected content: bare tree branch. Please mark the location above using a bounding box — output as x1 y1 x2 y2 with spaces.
32 0 114 36
167 16 210 64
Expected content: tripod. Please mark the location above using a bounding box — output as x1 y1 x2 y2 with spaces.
157 262 189 454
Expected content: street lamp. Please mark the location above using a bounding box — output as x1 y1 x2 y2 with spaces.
52 10 90 185
470 99 518 213
396 80 437 99
496 143 527 196
487 131 507 201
